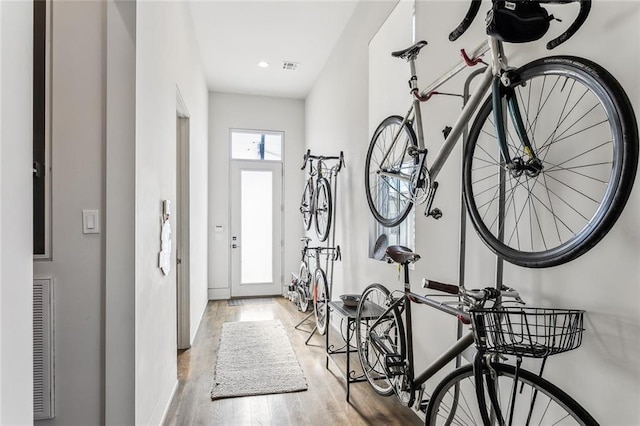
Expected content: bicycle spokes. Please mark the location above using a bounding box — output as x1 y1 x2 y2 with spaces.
464 57 634 267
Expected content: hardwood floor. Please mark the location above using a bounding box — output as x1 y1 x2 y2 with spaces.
163 297 423 426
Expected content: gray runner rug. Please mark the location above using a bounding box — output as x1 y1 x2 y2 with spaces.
210 319 308 400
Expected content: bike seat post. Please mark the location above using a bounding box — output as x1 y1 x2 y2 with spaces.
403 262 411 290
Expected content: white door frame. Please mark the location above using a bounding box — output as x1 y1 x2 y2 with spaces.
229 160 283 297
176 91 190 350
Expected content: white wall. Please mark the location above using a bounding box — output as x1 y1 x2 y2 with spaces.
208 93 305 299
307 1 640 424
34 3 106 424
105 1 136 424
19 1 210 425
135 1 209 424
0 1 34 424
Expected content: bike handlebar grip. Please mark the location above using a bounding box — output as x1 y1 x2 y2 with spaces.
424 279 460 295
546 0 591 49
449 0 482 42
301 149 311 170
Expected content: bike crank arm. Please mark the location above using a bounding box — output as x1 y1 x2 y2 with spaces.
376 170 412 183
423 181 442 219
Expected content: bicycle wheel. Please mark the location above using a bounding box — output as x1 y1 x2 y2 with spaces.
314 177 333 242
297 260 310 312
313 268 329 335
355 283 406 396
301 178 314 231
425 363 598 425
365 115 419 227
465 56 638 268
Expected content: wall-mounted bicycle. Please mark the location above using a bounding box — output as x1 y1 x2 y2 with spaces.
365 0 638 268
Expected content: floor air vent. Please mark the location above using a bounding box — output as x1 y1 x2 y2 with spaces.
34 278 54 420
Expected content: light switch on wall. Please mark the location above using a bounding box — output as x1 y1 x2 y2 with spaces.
82 210 100 234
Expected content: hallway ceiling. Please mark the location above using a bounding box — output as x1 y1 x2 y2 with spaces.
188 1 358 100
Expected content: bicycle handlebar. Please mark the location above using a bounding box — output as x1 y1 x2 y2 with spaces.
301 149 345 171
541 0 591 50
450 0 591 49
422 279 520 302
449 0 482 42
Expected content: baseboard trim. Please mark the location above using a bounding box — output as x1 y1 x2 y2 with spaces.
208 288 230 300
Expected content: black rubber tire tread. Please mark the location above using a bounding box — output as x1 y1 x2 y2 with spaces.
313 268 329 335
355 283 406 397
301 178 314 231
365 115 419 227
464 56 638 268
314 177 333 242
425 363 599 425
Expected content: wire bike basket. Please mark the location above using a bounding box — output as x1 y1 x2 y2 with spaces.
470 307 584 358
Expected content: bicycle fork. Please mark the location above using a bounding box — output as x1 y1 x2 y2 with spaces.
475 352 542 426
492 75 544 179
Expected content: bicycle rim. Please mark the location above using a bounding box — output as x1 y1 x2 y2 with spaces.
425 364 598 425
301 179 313 231
465 56 638 268
297 261 310 312
365 116 418 227
313 268 329 335
355 284 405 396
314 177 332 242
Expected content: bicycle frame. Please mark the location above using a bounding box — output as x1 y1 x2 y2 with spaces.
380 37 522 191
369 282 476 404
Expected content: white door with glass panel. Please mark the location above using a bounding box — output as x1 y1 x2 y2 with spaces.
230 130 283 297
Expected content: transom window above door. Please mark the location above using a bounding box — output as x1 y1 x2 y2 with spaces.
231 130 283 161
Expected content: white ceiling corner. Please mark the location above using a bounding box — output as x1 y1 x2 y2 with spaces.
187 0 359 99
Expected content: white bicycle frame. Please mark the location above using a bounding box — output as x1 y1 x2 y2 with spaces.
382 37 509 186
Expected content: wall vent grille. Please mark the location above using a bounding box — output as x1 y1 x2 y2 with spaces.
282 61 298 71
34 278 55 420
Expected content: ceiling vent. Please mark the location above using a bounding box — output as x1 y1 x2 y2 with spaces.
282 61 299 71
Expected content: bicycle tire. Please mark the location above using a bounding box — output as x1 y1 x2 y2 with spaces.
355 283 406 397
314 177 333 242
365 115 419 227
301 178 314 231
425 363 598 425
298 260 310 312
313 268 329 335
464 56 638 268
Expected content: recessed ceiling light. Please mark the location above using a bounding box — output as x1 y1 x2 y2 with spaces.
257 61 269 68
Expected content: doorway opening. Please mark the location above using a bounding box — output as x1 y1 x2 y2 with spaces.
229 130 284 298
176 95 190 350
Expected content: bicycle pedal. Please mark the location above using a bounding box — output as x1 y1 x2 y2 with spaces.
418 399 429 413
384 354 406 377
427 208 443 220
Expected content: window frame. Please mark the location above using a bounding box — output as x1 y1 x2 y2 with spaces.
229 128 284 162
33 0 52 260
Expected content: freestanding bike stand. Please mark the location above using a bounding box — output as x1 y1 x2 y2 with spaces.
455 67 504 366
293 151 344 345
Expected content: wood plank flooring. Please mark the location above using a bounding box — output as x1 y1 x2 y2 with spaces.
163 297 423 426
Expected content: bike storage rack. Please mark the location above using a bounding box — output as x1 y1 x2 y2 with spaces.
292 150 344 345
452 66 504 376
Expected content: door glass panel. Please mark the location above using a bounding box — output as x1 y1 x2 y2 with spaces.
241 170 273 284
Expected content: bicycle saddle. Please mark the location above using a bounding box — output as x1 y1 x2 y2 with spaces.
386 245 421 265
391 40 428 60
